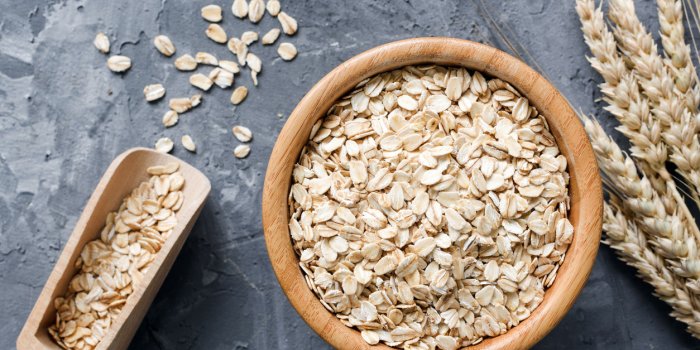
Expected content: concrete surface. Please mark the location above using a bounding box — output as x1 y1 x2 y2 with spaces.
1 0 698 349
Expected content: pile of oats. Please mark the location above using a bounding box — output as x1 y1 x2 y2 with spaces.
48 163 185 350
288 65 573 349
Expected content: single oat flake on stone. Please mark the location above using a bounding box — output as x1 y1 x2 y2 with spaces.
230 86 248 105
262 28 280 45
241 31 259 45
195 52 218 65
189 73 214 91
162 110 179 127
181 135 196 152
278 11 297 35
232 0 248 18
248 0 265 23
94 32 110 54
175 54 198 71
232 125 253 142
155 137 174 153
234 144 250 158
154 35 176 56
206 24 228 44
201 4 223 22
144 84 166 102
277 42 297 61
266 0 281 16
219 60 240 73
107 55 131 72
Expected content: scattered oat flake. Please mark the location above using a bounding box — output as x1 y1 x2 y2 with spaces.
169 97 193 113
262 28 280 45
211 68 234 88
201 4 223 22
219 60 240 73
195 52 218 65
248 0 265 23
144 84 166 102
230 86 248 105
107 55 131 72
233 125 253 142
175 54 198 71
206 24 228 44
266 0 281 16
234 144 250 158
232 0 248 18
94 32 110 54
251 70 259 86
277 42 297 61
154 35 176 56
278 12 297 35
162 110 179 127
241 31 259 45
246 53 262 72
190 73 214 91
181 135 196 152
155 137 174 153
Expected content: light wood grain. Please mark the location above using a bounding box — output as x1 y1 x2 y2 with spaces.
262 37 603 350
17 147 211 350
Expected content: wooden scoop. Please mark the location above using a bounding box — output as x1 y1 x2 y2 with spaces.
17 147 211 350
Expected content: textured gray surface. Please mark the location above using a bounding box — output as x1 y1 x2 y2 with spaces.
1 0 699 349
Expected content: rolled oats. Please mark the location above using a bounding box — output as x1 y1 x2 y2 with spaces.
277 42 297 61
278 11 297 35
153 35 176 56
231 0 248 18
232 125 253 142
174 54 198 71
266 0 281 16
94 32 110 54
201 4 223 22
143 84 166 102
230 86 248 105
205 24 228 44
262 28 281 45
49 164 185 349
289 65 573 349
234 144 250 158
106 55 131 73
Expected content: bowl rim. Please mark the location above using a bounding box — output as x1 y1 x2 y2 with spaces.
262 37 602 350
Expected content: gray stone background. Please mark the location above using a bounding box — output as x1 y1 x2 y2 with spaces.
2 0 699 349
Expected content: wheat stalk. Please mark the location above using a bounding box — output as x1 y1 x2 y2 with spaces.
603 201 700 336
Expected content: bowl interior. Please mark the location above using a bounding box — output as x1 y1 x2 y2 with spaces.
262 37 602 350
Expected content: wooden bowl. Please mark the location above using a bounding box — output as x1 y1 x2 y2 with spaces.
262 37 602 349
17 148 211 350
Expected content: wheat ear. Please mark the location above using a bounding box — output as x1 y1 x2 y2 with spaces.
576 0 677 214
609 0 700 208
584 116 700 284
657 0 700 114
603 202 700 337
